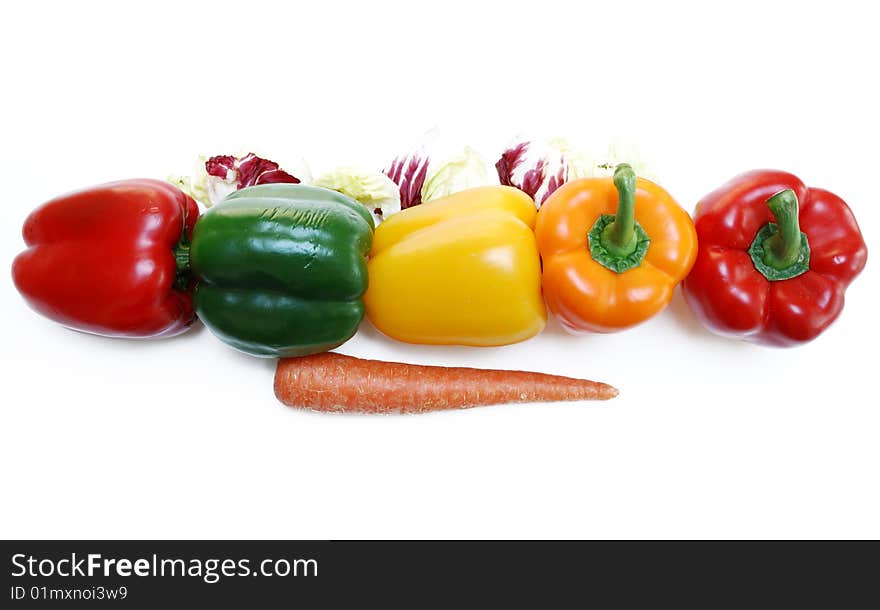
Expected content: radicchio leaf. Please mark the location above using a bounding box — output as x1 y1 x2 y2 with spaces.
495 142 528 188
384 151 429 210
205 152 300 189
192 153 302 206
495 137 654 207
170 153 308 207
495 140 570 206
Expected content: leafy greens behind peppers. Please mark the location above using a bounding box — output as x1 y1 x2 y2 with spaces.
169 139 650 220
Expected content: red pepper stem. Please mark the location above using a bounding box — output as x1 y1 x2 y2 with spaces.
600 164 639 258
763 189 802 270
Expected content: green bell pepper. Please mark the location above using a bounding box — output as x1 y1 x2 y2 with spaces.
190 184 374 357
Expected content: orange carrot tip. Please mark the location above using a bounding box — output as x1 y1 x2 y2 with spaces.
274 352 618 415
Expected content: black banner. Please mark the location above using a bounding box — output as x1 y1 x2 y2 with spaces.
1 540 875 607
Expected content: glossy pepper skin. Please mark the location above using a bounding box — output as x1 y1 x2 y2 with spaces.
365 186 546 346
682 170 867 346
191 184 374 357
536 165 697 332
12 179 199 338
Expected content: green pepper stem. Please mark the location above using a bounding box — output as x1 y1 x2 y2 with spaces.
763 189 802 270
175 242 191 275
600 164 638 258
173 239 191 291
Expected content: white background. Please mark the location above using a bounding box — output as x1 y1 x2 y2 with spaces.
1 0 877 539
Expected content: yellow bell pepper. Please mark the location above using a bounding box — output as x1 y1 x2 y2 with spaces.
365 186 546 346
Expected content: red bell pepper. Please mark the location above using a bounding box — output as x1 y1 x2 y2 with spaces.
682 170 867 346
12 179 200 338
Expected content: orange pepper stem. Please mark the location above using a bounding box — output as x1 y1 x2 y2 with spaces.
587 164 651 274
600 164 639 257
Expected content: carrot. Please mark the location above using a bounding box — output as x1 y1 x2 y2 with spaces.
274 352 618 414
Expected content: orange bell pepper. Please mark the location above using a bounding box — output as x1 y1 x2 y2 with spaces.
535 164 697 332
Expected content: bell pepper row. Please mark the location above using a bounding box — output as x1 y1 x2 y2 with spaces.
12 165 867 355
